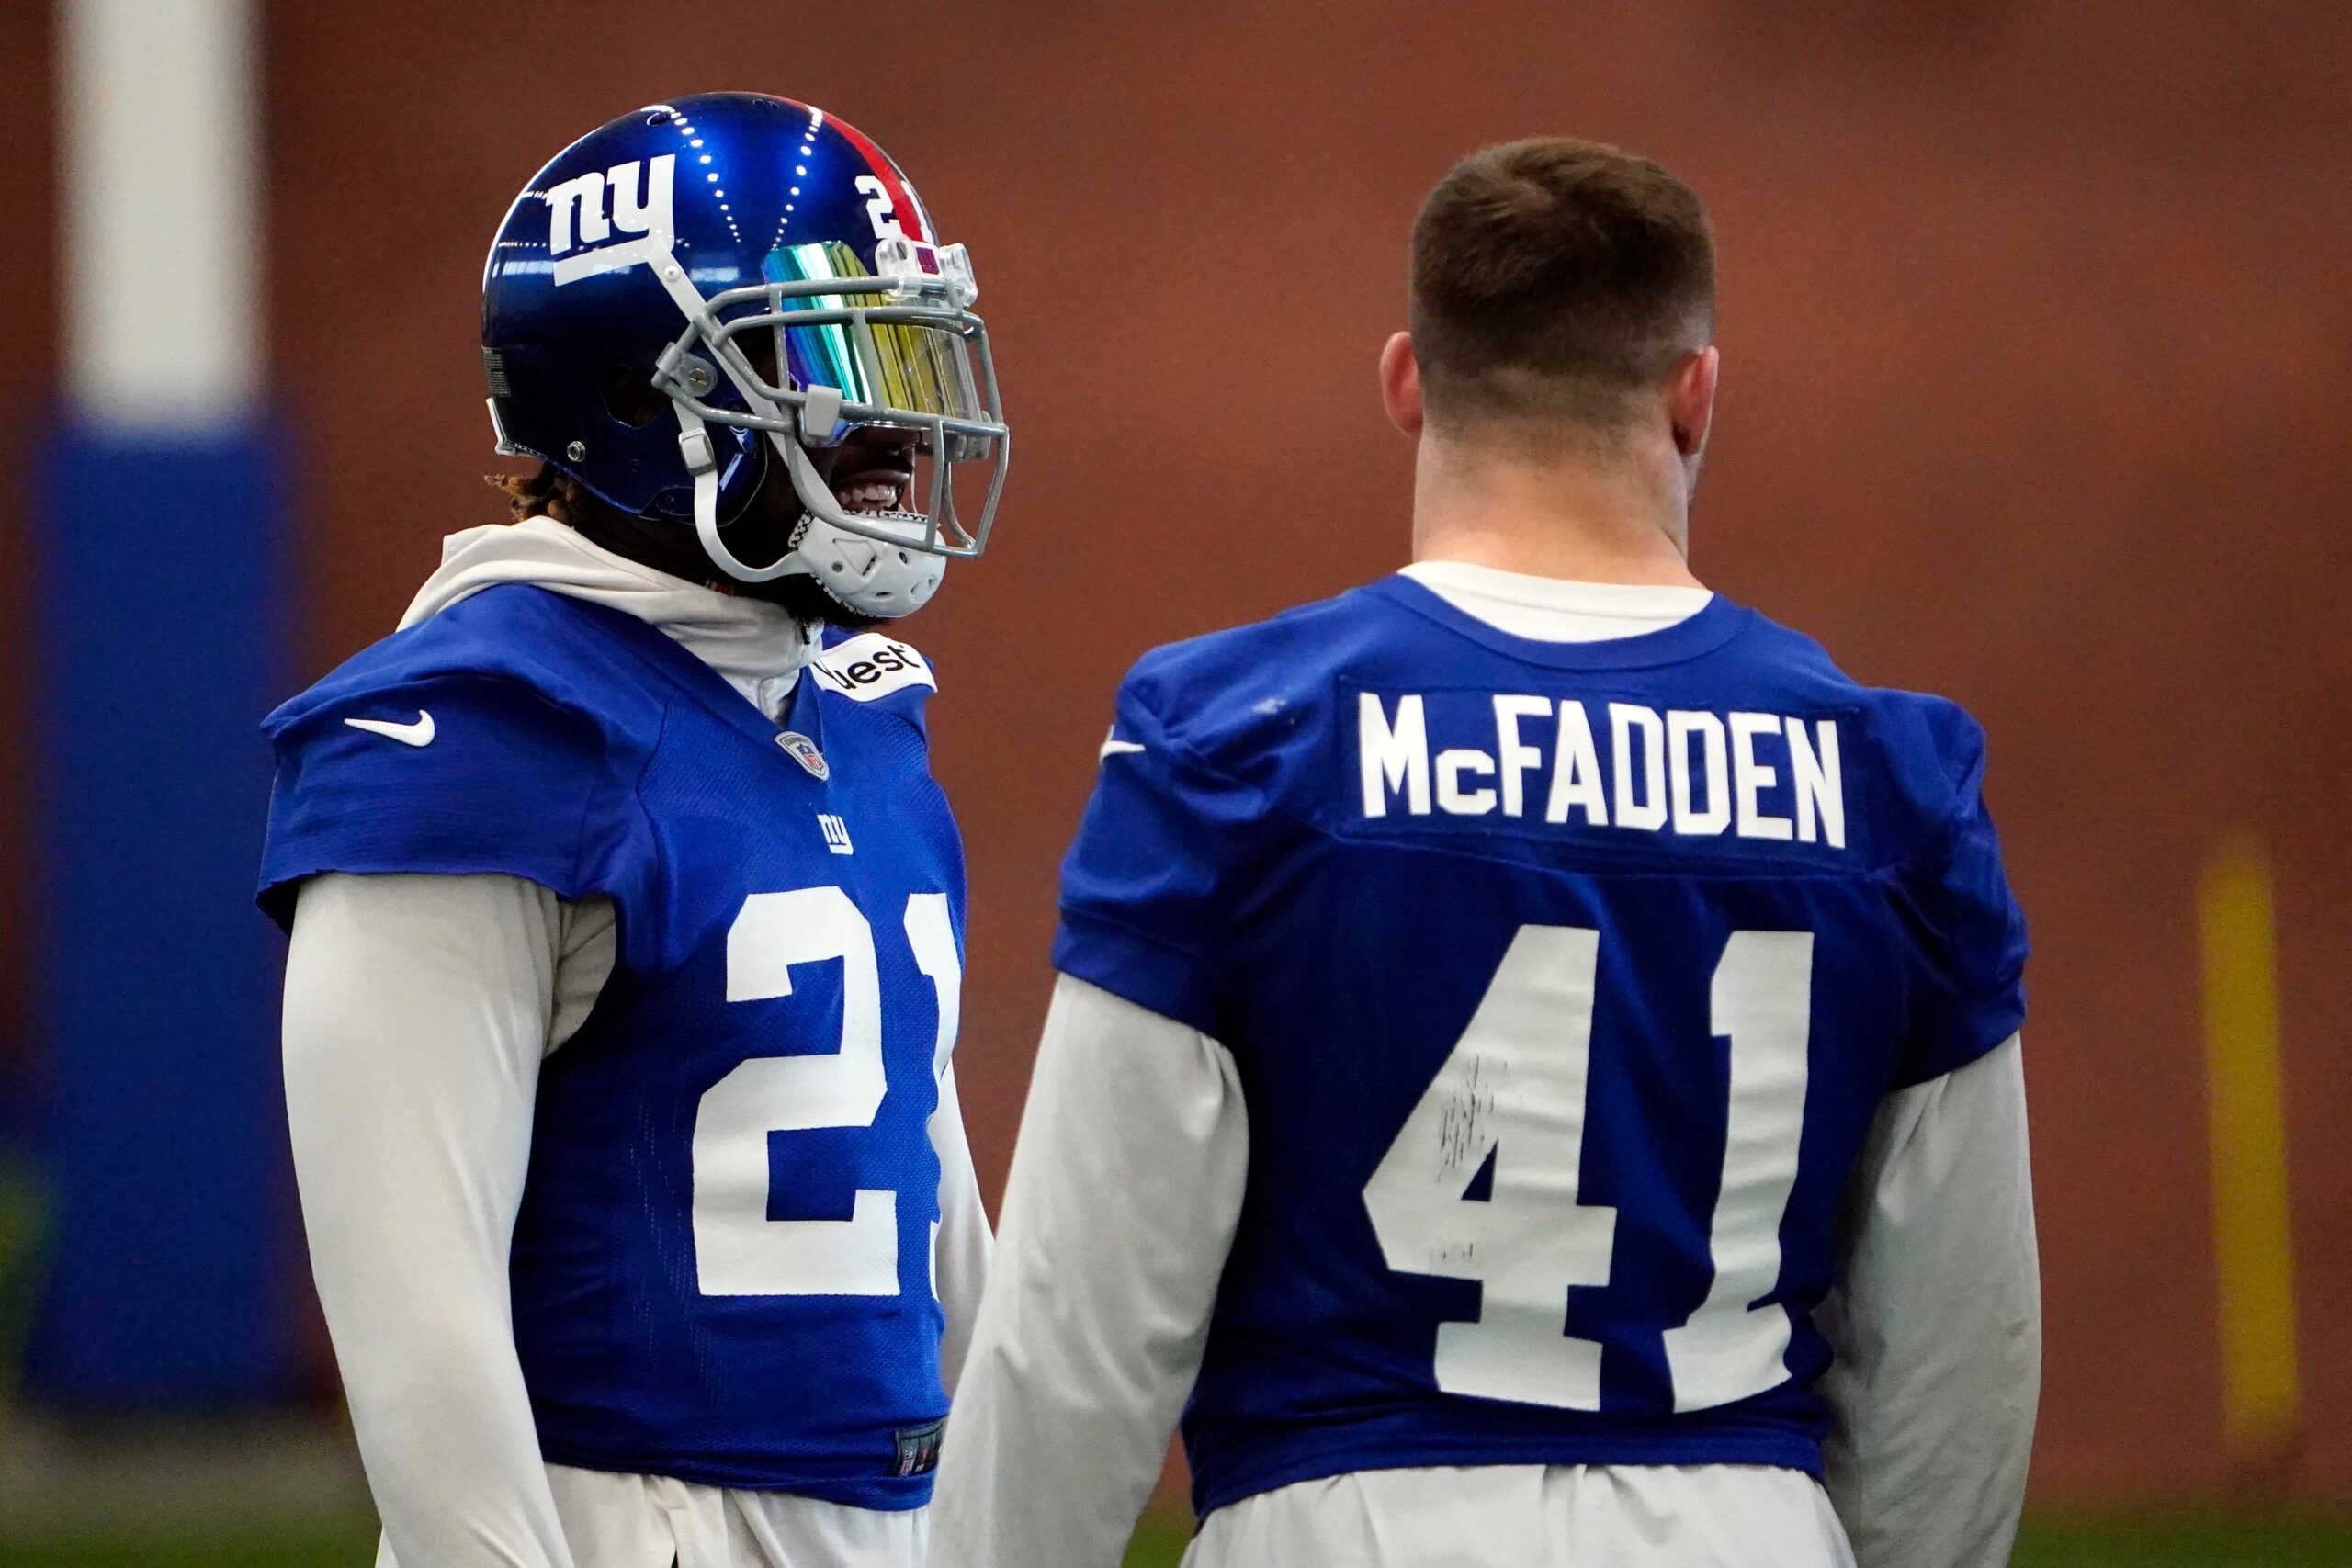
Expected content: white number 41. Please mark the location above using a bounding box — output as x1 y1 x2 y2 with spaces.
1363 925 1813 1413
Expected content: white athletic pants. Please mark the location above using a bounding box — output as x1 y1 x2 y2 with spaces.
376 1465 926 1568
1183 1464 1856 1568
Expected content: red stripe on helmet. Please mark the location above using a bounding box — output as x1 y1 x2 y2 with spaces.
829 115 932 243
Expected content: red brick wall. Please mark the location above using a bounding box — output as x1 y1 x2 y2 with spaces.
11 0 2349 1499
0 4 54 1122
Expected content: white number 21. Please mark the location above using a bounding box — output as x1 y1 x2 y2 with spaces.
693 886 958 1297
1363 926 1813 1412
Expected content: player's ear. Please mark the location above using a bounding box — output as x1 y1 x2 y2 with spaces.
1667 344 1719 461
1379 332 1425 439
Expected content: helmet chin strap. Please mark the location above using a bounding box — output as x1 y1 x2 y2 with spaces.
674 400 806 583
672 396 947 618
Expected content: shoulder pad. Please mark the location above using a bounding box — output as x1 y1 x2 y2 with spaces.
263 585 667 749
255 589 667 930
258 667 638 930
808 632 936 703
1113 591 1385 796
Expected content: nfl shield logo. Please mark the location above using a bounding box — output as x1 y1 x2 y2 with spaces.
776 730 830 781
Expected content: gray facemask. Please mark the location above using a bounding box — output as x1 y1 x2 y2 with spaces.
649 235 1010 616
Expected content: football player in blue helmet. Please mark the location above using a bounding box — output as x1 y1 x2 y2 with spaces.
482 93 1006 618
260 95 1001 1568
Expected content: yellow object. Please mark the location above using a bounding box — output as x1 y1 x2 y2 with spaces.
2198 834 2301 1456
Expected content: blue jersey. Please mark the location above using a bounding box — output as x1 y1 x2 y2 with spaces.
1054 576 2027 1515
259 586 965 1506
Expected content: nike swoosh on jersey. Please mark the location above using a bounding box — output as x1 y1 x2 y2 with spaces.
1101 731 1145 758
344 711 436 747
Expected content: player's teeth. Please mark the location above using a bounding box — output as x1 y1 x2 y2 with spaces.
839 481 900 513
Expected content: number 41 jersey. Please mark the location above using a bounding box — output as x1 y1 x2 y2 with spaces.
258 585 964 1507
1054 575 2028 1515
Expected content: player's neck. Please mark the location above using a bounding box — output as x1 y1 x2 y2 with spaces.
1408 432 1702 589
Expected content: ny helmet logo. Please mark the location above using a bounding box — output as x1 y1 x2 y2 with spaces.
547 154 676 287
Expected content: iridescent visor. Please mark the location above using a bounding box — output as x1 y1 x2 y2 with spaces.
649 240 1007 560
762 241 986 434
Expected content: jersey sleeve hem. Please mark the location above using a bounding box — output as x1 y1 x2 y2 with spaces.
1892 992 2025 1089
1051 908 1226 1041
257 859 599 933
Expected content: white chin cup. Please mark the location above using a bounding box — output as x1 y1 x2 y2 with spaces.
790 511 946 619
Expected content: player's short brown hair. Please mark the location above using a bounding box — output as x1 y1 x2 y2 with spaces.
1409 138 1714 434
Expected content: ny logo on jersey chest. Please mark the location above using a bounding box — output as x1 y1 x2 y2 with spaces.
817 814 854 855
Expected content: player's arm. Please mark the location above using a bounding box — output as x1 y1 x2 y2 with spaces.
935 667 1267 1567
264 668 642 1566
1820 701 2039 1568
1817 1033 2040 1568
283 872 587 1568
932 1060 994 1395
933 972 1248 1568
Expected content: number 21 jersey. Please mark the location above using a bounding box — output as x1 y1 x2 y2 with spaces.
1053 575 2027 1515
259 584 964 1506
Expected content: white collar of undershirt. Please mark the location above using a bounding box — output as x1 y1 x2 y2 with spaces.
401 516 815 719
1399 559 1713 644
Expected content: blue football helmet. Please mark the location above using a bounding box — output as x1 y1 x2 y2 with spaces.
481 94 1008 615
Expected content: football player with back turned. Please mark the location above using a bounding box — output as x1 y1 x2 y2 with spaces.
258 95 1007 1568
935 141 2036 1567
